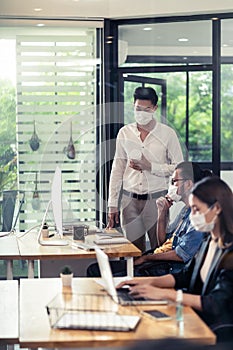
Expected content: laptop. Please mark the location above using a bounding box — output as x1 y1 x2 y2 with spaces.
95 248 167 306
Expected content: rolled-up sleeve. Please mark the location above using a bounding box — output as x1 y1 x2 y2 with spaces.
174 225 204 263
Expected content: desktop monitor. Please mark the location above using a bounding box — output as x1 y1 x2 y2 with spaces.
38 166 68 245
51 166 63 238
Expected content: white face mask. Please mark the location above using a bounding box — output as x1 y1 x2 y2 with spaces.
166 184 182 202
190 207 217 232
134 110 154 125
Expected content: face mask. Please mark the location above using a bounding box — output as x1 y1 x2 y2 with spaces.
190 208 216 232
166 184 182 203
134 110 153 125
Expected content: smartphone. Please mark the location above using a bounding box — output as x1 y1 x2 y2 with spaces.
142 310 172 321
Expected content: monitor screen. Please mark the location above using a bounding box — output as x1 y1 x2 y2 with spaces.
51 166 63 237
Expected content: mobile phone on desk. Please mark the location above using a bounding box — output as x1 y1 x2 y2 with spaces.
142 310 172 321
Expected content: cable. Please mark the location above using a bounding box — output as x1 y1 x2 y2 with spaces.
15 224 41 238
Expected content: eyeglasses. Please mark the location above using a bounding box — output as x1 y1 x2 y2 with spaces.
171 178 188 185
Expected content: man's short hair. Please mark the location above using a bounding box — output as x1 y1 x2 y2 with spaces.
175 161 213 183
133 86 158 106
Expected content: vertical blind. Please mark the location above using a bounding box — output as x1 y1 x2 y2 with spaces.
16 28 101 231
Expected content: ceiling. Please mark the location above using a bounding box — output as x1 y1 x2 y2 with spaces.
0 1 233 57
0 0 232 20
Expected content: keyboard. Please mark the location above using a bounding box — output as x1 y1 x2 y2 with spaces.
116 288 167 305
94 236 129 245
117 288 145 302
39 239 69 246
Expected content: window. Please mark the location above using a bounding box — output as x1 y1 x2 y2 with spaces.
0 22 103 231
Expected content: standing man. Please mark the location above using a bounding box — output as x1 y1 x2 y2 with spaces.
107 86 183 252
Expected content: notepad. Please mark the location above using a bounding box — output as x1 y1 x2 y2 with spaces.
54 311 140 331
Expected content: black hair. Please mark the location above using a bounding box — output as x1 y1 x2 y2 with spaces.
133 86 158 106
191 176 233 246
175 161 213 184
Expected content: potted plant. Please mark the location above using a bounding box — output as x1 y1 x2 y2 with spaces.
60 265 73 287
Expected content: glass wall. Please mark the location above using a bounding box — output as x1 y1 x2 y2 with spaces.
221 19 233 189
114 17 233 178
0 19 103 279
117 18 213 165
113 15 233 189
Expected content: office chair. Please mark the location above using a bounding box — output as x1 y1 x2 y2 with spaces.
1 190 17 232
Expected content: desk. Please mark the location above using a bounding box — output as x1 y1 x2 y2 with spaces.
17 232 141 278
0 280 18 346
19 278 216 348
0 235 20 279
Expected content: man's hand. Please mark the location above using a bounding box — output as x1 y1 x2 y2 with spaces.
129 154 151 172
116 277 153 289
156 196 172 215
107 207 119 229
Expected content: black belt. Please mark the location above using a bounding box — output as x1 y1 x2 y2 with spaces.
123 189 166 200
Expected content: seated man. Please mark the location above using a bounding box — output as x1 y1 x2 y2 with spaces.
87 162 212 277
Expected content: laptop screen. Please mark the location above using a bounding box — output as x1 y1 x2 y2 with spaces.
95 248 119 304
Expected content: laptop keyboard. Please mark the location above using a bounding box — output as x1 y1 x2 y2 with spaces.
117 288 145 302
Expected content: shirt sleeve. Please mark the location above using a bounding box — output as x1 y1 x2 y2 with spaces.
108 135 127 208
151 128 184 177
174 222 204 263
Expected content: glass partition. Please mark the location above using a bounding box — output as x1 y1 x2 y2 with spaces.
221 19 233 189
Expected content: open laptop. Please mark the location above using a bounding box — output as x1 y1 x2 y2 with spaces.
95 248 167 306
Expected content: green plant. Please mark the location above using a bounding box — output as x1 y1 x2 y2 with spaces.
60 265 73 275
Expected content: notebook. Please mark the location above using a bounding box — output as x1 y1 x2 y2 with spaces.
95 248 168 306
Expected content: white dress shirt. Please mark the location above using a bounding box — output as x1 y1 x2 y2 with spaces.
108 121 184 208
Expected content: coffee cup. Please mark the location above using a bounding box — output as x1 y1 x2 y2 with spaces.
73 224 89 241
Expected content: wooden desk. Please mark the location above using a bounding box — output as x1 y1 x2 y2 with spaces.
19 278 216 348
0 235 21 279
0 280 19 345
17 232 141 278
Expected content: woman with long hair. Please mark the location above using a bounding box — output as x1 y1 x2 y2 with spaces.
117 176 233 342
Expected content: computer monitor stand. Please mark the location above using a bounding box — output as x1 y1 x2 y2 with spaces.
38 200 69 246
